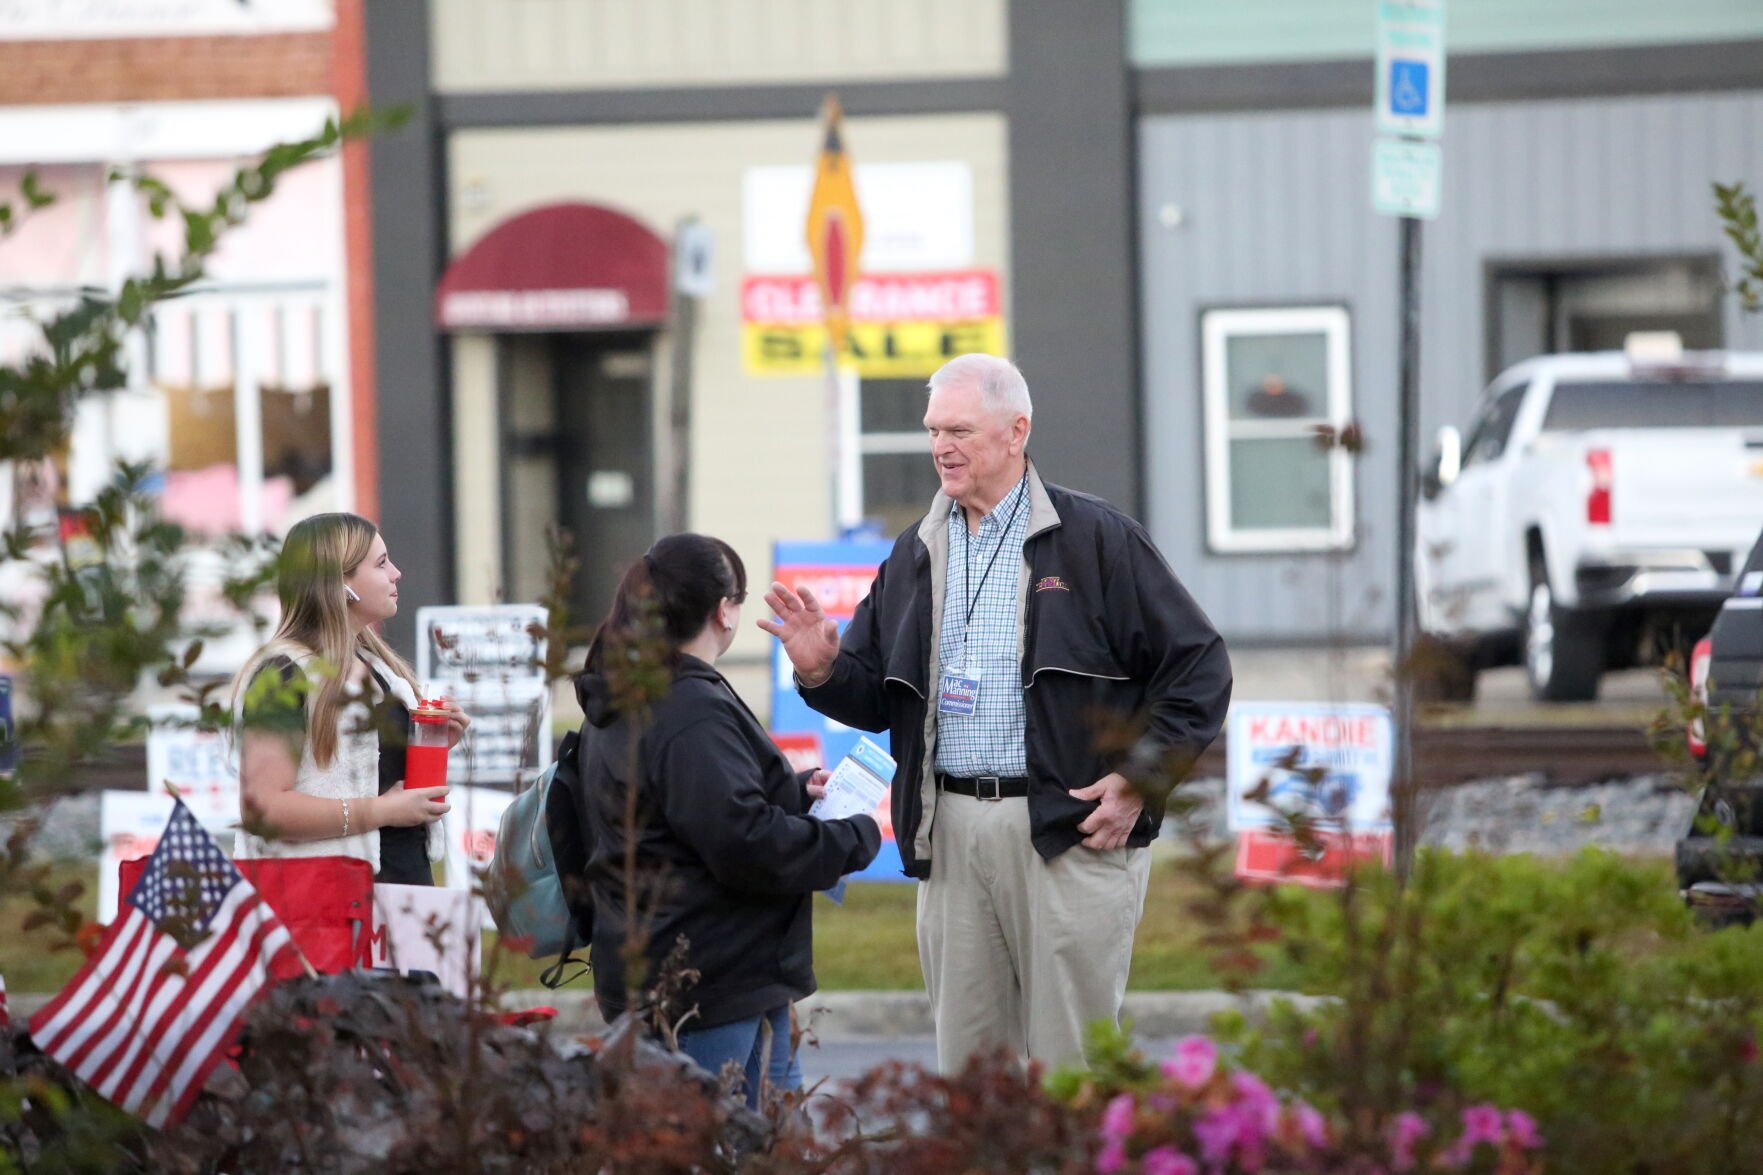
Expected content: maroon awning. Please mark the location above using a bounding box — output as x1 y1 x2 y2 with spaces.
436 202 669 331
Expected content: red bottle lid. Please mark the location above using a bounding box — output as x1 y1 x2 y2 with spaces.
412 699 450 724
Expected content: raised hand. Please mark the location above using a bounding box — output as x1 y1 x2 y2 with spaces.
756 581 841 686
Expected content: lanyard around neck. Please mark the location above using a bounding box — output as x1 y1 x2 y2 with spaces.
959 471 1030 655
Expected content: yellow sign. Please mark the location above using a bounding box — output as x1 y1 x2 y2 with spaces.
805 95 864 352
743 318 1007 377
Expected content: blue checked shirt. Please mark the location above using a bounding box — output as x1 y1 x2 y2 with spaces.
934 473 1032 776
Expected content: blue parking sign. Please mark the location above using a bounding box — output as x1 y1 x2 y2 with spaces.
1389 59 1429 117
1375 0 1445 138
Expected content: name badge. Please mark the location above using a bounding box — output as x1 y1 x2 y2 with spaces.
937 667 983 717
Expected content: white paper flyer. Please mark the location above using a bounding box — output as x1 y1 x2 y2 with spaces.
809 735 895 822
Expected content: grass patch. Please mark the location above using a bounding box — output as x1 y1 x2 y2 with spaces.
1 853 1350 994
812 853 1313 992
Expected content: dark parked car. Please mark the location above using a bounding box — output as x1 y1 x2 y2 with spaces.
1676 523 1763 923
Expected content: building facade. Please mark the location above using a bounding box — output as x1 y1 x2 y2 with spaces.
360 0 1763 690
0 0 379 673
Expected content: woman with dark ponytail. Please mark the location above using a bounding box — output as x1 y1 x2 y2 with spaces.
575 533 880 1106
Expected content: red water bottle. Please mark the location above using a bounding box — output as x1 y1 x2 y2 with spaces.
406 699 451 789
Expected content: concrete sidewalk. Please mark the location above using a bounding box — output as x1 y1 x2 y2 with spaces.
6 987 1324 1041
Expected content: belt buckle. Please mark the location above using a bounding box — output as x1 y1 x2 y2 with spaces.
975 775 1002 802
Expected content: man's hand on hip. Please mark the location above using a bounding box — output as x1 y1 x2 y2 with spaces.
1072 772 1143 851
757 581 841 686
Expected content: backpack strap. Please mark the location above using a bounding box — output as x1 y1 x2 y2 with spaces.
538 725 592 990
538 921 590 989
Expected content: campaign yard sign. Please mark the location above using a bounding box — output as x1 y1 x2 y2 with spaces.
1227 703 1394 887
415 605 552 787
770 539 904 882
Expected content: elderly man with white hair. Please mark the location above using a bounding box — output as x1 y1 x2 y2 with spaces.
761 353 1232 1070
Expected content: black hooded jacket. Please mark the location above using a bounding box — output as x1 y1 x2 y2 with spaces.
574 655 880 1030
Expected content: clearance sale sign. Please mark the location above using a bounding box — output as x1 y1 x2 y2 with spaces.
741 270 1007 377
769 539 907 883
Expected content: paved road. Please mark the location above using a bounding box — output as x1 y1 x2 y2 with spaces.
800 1036 938 1084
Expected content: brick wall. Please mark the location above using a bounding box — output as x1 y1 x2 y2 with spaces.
0 33 334 106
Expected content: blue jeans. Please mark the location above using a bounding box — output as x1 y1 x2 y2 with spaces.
675 1004 801 1108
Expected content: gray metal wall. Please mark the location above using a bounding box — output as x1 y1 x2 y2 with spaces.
1138 91 1763 644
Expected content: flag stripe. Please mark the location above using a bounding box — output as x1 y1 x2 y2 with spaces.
31 910 154 1054
153 926 292 1128
28 912 143 1040
122 895 281 1110
130 908 289 1122
97 886 260 1101
62 929 179 1076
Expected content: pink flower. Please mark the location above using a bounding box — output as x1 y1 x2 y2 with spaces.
1099 1092 1137 1143
1435 1105 1507 1168
1141 1146 1198 1175
1095 1139 1127 1175
1231 1071 1281 1134
1195 1102 1269 1169
1387 1111 1429 1172
1459 1104 1505 1148
1160 1035 1218 1089
1194 1106 1243 1164
1505 1108 1543 1150
1291 1101 1329 1148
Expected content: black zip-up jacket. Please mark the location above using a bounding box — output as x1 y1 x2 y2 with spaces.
801 465 1232 878
575 655 880 1029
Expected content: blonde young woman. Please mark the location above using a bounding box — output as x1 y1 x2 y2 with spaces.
231 513 466 884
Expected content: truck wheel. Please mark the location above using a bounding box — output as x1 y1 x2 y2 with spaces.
1524 566 1603 702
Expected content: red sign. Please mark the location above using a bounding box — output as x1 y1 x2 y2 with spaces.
772 732 825 773
776 564 877 621
1234 829 1393 889
742 270 1002 326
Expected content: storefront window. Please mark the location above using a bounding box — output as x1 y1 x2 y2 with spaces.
857 377 939 536
147 291 341 537
1201 306 1355 553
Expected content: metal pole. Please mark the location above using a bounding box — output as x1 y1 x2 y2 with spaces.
1392 213 1423 874
824 341 842 536
666 270 697 534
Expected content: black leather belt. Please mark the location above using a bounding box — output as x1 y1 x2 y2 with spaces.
936 773 1029 801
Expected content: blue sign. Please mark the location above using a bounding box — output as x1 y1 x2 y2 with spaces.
769 539 909 883
1375 0 1445 139
0 674 14 776
1388 59 1430 117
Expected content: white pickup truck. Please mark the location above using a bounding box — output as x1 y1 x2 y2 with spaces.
1416 342 1763 701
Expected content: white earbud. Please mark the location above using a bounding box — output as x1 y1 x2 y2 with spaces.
345 585 361 603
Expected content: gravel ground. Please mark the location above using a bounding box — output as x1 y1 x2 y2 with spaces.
1172 772 1696 858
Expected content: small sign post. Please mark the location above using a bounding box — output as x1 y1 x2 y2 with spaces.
1373 0 1446 875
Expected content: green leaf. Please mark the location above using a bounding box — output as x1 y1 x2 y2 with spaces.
20 169 55 209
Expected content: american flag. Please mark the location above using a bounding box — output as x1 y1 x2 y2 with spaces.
29 800 300 1127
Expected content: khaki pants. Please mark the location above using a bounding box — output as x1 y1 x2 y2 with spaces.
915 793 1152 1072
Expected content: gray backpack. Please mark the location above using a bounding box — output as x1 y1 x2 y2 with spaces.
487 729 591 987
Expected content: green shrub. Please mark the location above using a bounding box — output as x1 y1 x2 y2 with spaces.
1216 849 1763 1172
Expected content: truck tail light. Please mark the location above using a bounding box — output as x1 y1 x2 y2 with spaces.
1586 448 1613 525
1688 634 1712 761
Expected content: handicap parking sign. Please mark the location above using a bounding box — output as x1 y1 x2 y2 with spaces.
1389 59 1429 117
1376 0 1445 138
